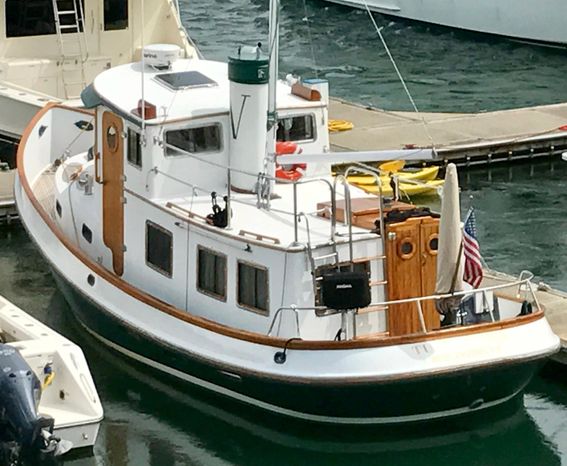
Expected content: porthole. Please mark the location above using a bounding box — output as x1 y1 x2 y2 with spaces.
87 274 95 286
106 124 119 152
428 235 439 255
82 224 93 244
55 200 62 217
398 239 416 260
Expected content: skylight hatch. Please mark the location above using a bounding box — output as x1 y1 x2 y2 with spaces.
155 71 217 91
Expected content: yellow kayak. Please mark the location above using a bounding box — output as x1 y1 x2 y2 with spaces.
358 179 444 197
347 166 440 185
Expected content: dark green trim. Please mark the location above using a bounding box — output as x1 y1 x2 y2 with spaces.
228 52 269 85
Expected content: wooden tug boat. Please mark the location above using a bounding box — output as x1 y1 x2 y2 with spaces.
15 2 560 424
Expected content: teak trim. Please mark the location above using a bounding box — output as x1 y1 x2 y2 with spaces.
17 103 545 351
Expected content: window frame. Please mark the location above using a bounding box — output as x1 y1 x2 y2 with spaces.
276 113 317 144
163 123 223 158
236 259 270 316
196 246 227 302
145 220 173 278
127 127 142 169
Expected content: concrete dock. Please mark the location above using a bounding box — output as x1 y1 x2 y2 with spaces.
483 270 567 364
329 99 567 165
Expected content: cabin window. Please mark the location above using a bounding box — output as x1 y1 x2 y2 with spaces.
146 221 173 277
277 115 315 142
315 261 370 307
104 0 128 31
165 124 222 156
5 0 85 37
82 224 92 243
237 261 269 315
127 128 142 168
197 247 227 301
55 200 62 217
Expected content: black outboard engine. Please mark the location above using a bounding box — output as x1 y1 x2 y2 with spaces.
0 343 58 464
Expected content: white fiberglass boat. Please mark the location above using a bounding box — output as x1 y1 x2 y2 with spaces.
15 0 559 424
322 0 567 47
0 294 103 457
0 0 198 219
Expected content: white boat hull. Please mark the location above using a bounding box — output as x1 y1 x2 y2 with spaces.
324 0 567 46
15 162 560 423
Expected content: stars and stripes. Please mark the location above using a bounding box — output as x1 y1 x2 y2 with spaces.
463 207 483 288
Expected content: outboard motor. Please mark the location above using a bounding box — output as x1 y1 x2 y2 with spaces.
0 343 64 463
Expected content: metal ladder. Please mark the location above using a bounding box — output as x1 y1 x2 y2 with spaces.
51 0 88 99
331 170 390 322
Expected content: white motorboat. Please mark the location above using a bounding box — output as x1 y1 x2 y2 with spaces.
0 0 198 220
0 294 103 458
14 0 560 424
322 0 567 47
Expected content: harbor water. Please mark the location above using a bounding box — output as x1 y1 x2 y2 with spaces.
3 0 567 464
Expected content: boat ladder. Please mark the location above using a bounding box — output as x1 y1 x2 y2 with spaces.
51 0 89 99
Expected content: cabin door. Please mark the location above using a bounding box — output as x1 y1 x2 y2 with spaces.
386 217 440 336
102 111 124 276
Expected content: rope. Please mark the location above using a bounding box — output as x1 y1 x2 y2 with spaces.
328 119 354 132
361 1 435 149
301 0 318 78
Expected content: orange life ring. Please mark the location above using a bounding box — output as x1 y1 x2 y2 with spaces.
275 141 307 182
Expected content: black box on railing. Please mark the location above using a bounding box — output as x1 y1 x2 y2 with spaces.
320 270 371 311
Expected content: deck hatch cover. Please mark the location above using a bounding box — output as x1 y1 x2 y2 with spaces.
155 71 217 90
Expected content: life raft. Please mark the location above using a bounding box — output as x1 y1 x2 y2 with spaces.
275 141 306 182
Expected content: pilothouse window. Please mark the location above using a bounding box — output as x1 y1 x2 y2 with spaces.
277 115 315 142
165 125 222 156
127 129 142 168
104 0 128 31
237 261 269 315
5 0 84 37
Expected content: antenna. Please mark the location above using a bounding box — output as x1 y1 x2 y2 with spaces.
141 0 146 130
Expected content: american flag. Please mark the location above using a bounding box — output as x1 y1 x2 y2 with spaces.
463 208 483 288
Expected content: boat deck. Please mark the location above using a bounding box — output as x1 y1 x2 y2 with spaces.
329 98 567 165
482 270 567 365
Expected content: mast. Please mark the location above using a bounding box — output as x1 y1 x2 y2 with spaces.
266 0 279 181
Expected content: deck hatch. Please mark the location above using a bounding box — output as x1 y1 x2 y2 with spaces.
155 71 218 91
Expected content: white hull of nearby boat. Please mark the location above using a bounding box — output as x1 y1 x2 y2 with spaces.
324 0 567 47
0 88 48 139
15 160 560 423
0 295 103 449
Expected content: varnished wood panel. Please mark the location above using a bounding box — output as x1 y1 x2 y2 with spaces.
420 217 440 331
386 218 424 336
102 111 124 276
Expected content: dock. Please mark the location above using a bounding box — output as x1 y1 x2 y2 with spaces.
483 270 567 365
329 99 567 165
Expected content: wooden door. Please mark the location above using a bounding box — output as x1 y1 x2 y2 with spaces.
386 218 423 336
102 111 124 276
386 216 440 336
420 217 440 331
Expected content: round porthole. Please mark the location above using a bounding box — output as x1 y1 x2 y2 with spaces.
398 239 416 260
106 125 118 152
87 274 95 286
428 235 439 255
